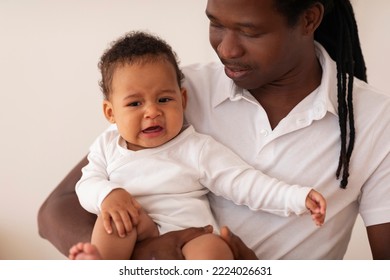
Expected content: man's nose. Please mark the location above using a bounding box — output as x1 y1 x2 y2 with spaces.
217 31 244 60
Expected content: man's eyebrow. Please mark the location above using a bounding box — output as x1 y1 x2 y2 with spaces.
237 22 257 29
205 10 257 29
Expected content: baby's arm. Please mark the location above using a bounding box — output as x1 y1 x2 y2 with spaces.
76 131 142 229
199 136 326 222
305 189 327 226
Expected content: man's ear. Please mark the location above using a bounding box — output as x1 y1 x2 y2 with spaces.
301 3 324 35
103 100 115 123
181 88 188 109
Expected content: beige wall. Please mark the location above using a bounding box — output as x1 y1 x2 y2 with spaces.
0 0 388 259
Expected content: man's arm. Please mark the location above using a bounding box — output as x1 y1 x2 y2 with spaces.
37 156 96 256
37 156 211 258
367 222 390 259
37 157 256 259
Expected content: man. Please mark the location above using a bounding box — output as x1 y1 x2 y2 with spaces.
38 0 390 259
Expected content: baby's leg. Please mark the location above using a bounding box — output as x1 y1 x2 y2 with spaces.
90 208 158 260
136 208 159 241
91 214 137 260
182 233 233 260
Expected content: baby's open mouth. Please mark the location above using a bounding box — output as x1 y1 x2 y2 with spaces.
142 126 163 133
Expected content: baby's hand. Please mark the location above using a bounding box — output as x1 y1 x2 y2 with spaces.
100 188 141 237
306 189 327 226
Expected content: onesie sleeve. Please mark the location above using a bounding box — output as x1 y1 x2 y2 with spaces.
75 131 122 215
198 136 312 216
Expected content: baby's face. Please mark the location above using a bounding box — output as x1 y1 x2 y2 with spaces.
104 60 186 151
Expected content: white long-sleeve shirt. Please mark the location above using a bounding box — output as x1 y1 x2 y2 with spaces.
76 125 310 234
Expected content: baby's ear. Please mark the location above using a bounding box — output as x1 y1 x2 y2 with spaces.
103 100 115 123
181 87 188 109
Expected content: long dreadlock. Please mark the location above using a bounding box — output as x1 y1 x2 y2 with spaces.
275 0 367 188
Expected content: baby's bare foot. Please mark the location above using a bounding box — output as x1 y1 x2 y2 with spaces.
69 242 102 260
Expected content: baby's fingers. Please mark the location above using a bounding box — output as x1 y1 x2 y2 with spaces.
111 212 129 238
102 211 114 234
306 198 320 214
312 213 325 226
307 190 327 214
119 210 136 234
102 211 127 237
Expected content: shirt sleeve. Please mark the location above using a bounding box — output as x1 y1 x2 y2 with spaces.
75 131 122 215
359 137 390 226
198 136 312 216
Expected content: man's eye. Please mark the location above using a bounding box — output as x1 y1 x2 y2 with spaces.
209 21 223 29
242 32 261 38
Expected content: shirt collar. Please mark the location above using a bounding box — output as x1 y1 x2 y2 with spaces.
211 65 238 107
314 41 339 117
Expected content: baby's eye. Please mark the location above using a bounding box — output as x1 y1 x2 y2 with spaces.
128 101 141 107
159 97 172 103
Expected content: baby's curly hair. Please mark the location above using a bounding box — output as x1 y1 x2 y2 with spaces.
98 31 184 100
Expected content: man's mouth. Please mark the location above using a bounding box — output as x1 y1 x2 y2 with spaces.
224 64 251 80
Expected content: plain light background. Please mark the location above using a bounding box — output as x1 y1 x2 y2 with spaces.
0 0 388 260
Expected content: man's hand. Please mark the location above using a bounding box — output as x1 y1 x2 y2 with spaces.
131 226 213 260
100 188 141 238
220 226 258 260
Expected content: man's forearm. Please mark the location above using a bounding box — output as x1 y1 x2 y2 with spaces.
37 156 95 256
367 222 390 260
38 193 96 255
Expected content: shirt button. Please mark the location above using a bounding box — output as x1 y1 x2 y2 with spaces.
260 129 269 136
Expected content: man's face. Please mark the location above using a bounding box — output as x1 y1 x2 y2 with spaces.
206 0 306 93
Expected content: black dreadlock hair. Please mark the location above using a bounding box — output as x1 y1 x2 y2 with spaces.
274 0 367 188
